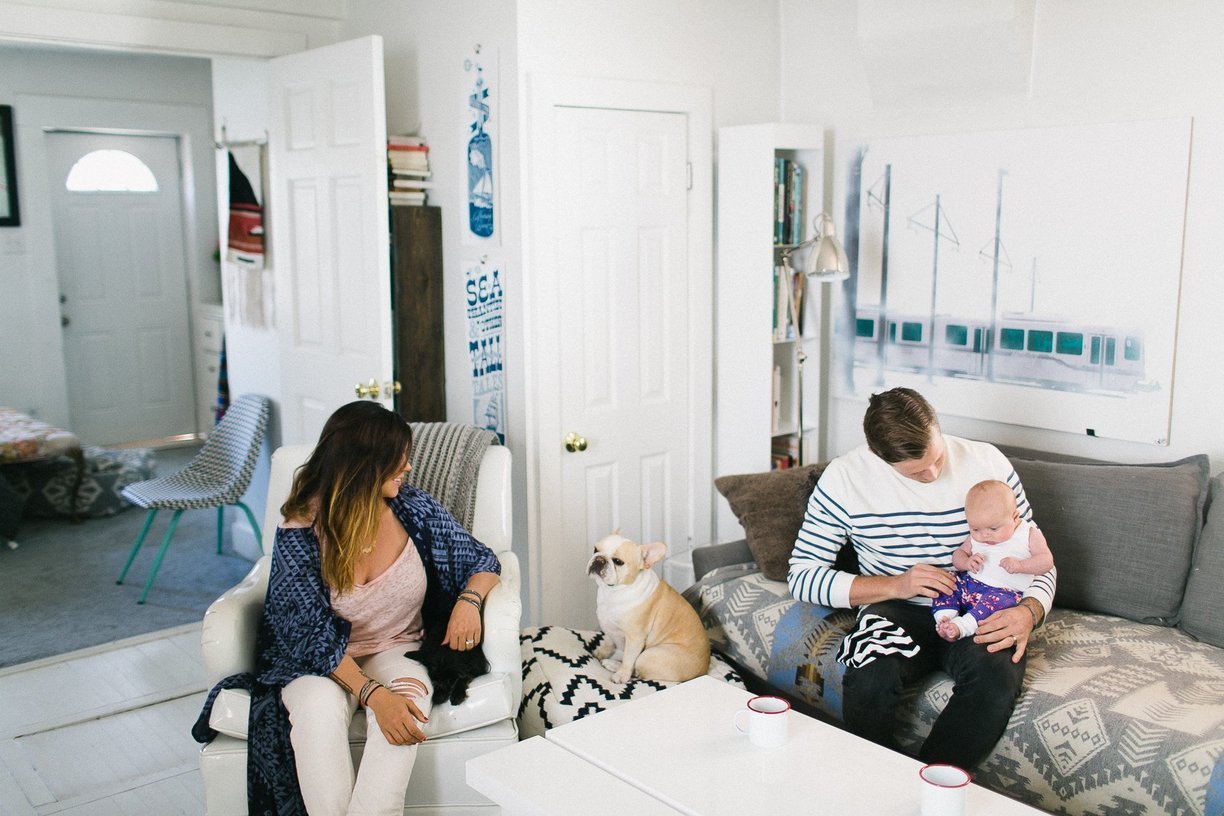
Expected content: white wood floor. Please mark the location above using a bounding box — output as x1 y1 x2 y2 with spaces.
0 624 209 815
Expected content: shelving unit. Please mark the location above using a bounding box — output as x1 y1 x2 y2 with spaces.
390 204 445 422
715 123 827 540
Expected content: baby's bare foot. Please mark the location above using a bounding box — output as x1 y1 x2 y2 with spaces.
936 618 962 641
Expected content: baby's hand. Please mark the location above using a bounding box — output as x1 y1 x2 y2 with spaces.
999 557 1019 573
967 554 985 572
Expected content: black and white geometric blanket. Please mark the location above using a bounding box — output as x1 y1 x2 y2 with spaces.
518 626 744 739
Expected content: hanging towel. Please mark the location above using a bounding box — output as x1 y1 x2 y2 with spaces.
226 150 264 269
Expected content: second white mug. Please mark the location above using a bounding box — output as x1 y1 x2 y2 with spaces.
733 695 790 748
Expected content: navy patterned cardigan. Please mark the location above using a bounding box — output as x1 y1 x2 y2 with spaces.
191 485 501 816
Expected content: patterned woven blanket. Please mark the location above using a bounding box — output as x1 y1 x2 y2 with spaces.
407 422 496 530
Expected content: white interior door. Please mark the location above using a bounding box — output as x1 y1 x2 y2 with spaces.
268 35 392 446
545 106 694 630
45 131 195 445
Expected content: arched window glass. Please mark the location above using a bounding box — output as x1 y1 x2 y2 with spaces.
65 149 159 192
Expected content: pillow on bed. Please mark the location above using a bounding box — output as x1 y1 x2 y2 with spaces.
715 464 825 581
1010 454 1209 626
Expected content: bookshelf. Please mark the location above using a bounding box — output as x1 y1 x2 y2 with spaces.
715 123 827 539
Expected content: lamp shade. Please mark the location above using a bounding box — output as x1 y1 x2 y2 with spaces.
804 213 850 282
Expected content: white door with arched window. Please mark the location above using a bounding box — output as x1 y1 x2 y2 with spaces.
45 132 196 445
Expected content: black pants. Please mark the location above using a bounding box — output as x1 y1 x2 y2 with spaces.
841 599 1026 769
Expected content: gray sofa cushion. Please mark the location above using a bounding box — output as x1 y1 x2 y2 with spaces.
1179 473 1224 647
1010 454 1209 625
714 464 825 581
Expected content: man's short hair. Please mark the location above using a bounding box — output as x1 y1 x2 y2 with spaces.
863 387 939 463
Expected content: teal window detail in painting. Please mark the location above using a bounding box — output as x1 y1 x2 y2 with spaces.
1124 336 1142 361
1027 330 1053 353
1056 332 1084 356
901 321 923 343
1000 328 1025 350
856 318 876 339
944 324 968 347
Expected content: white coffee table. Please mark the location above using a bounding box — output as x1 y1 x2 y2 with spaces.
545 675 1047 816
466 735 684 816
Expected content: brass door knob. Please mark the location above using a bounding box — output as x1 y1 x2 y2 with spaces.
564 432 588 453
354 379 381 399
384 380 402 395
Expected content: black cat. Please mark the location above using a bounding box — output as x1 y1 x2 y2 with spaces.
407 622 490 706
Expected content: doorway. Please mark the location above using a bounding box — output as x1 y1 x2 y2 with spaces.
44 131 197 445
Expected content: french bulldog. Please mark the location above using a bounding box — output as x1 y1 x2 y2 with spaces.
587 532 711 685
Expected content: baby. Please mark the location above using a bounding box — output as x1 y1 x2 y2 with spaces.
933 479 1055 641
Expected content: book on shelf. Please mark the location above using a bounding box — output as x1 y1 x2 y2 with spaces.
389 190 427 207
787 161 804 245
392 178 436 189
773 157 806 246
771 364 781 435
772 264 799 341
774 157 788 245
770 436 799 470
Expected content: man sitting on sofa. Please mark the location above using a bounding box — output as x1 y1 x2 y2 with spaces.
787 387 1057 770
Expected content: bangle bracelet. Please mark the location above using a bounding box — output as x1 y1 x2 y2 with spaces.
459 588 484 603
359 679 382 707
1024 601 1042 629
457 594 483 613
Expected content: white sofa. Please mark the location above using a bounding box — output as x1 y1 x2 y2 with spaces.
198 441 522 815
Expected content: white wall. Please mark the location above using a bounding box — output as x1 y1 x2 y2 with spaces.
781 0 1224 470
0 45 218 430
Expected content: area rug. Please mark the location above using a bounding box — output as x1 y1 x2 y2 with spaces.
0 444 257 667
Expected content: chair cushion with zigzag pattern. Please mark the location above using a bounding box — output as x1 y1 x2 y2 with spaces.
517 625 744 739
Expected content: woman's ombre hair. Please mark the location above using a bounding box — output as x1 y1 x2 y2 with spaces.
282 401 412 593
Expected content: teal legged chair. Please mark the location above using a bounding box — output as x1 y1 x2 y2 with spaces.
117 393 270 604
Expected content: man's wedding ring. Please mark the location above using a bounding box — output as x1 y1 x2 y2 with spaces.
1009 634 1017 644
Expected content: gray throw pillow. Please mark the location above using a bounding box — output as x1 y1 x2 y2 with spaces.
715 464 825 581
1011 454 1209 625
1179 474 1224 647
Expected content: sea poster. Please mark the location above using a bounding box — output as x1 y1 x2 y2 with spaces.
465 258 506 442
832 118 1191 444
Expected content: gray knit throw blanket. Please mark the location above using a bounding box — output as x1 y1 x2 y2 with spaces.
407 423 497 530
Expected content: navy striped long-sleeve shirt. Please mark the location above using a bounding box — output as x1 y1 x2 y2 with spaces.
787 435 1057 613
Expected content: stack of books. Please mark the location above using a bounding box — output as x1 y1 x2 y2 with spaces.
387 135 433 207
773 157 805 245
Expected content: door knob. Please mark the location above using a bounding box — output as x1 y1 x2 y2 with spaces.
564 432 588 453
383 380 402 395
354 379 381 399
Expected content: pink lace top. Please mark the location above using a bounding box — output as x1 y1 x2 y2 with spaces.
330 540 427 657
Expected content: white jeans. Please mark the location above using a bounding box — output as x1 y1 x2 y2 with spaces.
282 649 433 816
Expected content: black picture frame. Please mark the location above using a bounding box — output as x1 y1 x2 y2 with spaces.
1 105 20 227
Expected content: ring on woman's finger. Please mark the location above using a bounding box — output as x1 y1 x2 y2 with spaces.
465 638 474 645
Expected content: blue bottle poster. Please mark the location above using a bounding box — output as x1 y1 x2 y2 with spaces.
465 46 495 240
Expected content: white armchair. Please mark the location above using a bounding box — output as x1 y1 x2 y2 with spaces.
198 438 521 815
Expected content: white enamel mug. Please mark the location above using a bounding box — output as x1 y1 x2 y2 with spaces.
919 763 971 816
732 695 790 748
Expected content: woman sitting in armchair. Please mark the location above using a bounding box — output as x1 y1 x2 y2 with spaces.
195 401 501 816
